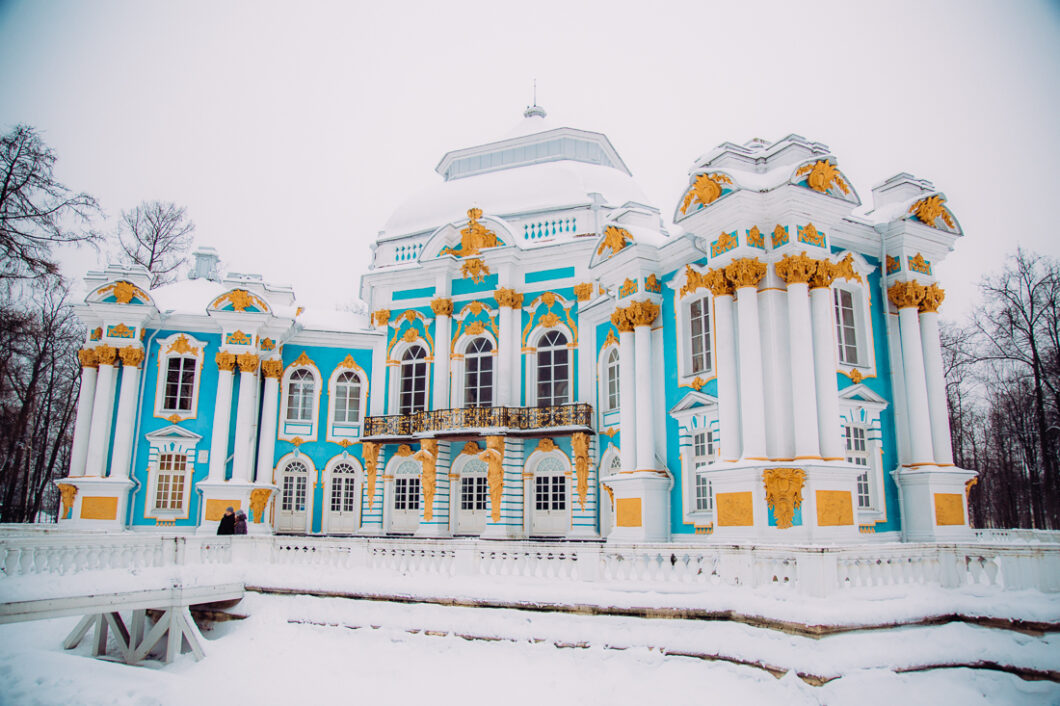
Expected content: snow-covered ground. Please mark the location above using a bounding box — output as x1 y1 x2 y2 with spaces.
1 590 1059 706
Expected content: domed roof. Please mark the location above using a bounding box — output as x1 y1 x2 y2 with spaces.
379 110 653 239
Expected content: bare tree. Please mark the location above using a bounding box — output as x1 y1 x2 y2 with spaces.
0 125 100 281
117 200 195 287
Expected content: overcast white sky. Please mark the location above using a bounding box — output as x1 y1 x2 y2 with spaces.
1 0 1058 321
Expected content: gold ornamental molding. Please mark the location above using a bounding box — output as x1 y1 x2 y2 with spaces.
57 483 77 520
809 260 838 290
724 258 767 290
215 351 237 372
461 258 490 283
909 195 956 231
77 348 99 369
98 280 148 305
775 252 817 285
413 439 438 522
610 307 634 333
795 160 850 195
236 353 260 374
118 346 144 368
888 280 926 310
772 225 789 248
537 438 557 453
166 334 200 356
919 283 945 313
371 309 391 327
363 442 379 508
212 288 267 313
572 432 590 511
680 173 733 214
763 467 806 530
249 488 271 524
95 344 118 366
494 287 523 309
442 207 500 258
430 298 453 317
479 436 506 523
596 225 632 258
459 441 482 456
395 443 414 457
337 354 363 371
261 359 284 379
626 300 660 328
573 282 594 301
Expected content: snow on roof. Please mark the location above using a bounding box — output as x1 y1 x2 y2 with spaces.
147 278 226 316
381 160 651 240
297 306 369 333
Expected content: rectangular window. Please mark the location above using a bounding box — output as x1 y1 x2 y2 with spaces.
154 453 186 511
461 477 488 511
163 357 196 412
845 425 872 509
394 477 421 511
695 474 712 511
689 298 712 375
693 431 715 462
535 476 566 511
834 288 859 366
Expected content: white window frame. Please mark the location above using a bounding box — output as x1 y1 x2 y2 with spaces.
525 448 572 537
829 251 876 381
451 332 498 410
838 385 889 522
669 395 720 527
326 364 369 444
153 333 206 422
674 287 716 386
275 452 315 534
525 325 574 408
143 426 201 521
279 360 322 442
597 343 620 430
387 339 432 415
322 455 363 534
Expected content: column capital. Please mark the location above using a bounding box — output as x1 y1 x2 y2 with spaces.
118 346 144 368
888 280 926 310
626 300 660 328
724 257 767 290
95 344 118 366
216 351 237 371
610 306 634 333
775 252 817 285
919 282 945 313
704 268 734 297
809 259 838 289
261 359 284 378
573 282 594 301
430 298 453 316
77 348 99 369
371 309 391 327
236 352 260 373
494 287 523 309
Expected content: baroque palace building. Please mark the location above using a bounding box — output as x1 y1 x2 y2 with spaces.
57 107 975 543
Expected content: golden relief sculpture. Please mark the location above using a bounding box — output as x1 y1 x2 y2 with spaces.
610 307 634 333
541 292 557 307
261 360 284 379
431 298 453 316
260 338 276 351
167 335 199 356
57 483 77 519
99 280 147 305
645 274 661 293
478 436 506 523
363 442 379 508
90 326 102 341
965 477 977 498
77 348 99 369
118 346 144 368
227 330 253 346
573 282 594 301
704 268 733 297
763 467 806 530
849 369 864 384
494 287 521 309
465 302 485 315
338 354 363 370
95 345 118 366
888 280 926 310
909 195 956 230
236 353 260 373
537 438 557 453
249 488 271 524
809 259 837 289
211 288 266 312
215 351 236 371
747 226 765 249
816 490 853 526
919 283 945 313
797 223 825 247
461 258 490 283
772 225 789 248
724 258 767 290
108 323 134 338
572 432 590 511
602 483 615 509
402 328 419 343
371 309 391 327
402 310 419 323
908 253 932 276
539 312 561 328
833 253 863 284
461 441 482 456
395 443 414 457
619 278 638 298
465 320 486 336
603 329 618 347
710 231 737 258
166 414 183 423
626 300 660 328
442 208 500 258
596 225 632 258
690 377 706 391
775 251 817 285
886 255 900 275
413 439 438 522
680 173 733 214
716 491 754 526
795 160 850 195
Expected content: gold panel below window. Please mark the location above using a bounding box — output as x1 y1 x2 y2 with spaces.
204 499 242 521
934 493 965 526
80 496 118 520
616 498 642 527
816 490 853 526
716 491 753 526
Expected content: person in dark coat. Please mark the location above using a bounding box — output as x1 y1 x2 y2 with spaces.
233 510 248 535
217 507 236 535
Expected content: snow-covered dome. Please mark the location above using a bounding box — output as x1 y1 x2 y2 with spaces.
379 109 653 240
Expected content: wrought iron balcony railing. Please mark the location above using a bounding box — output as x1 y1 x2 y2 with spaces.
364 403 593 439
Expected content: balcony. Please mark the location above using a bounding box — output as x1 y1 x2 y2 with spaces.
363 403 594 440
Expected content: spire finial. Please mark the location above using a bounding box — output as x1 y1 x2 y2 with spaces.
523 79 546 119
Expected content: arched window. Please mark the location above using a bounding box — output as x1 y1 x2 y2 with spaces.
400 345 428 414
604 348 620 411
286 369 315 422
153 333 205 422
333 371 362 423
536 330 569 407
329 462 359 513
464 338 494 408
280 461 308 512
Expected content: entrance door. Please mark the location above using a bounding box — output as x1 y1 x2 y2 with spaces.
531 458 570 536
327 462 359 534
390 460 421 534
456 459 488 535
277 460 310 533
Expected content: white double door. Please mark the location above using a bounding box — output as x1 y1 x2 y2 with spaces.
530 473 569 536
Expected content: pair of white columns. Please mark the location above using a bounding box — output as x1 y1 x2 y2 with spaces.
207 353 281 485
72 345 144 481
612 300 660 472
890 281 952 466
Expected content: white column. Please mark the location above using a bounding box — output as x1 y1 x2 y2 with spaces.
83 346 118 477
510 296 523 407
891 282 934 465
758 289 791 460
68 351 98 477
810 284 843 460
920 305 953 466
496 301 513 406
208 355 236 482
108 347 144 480
630 301 659 471
614 309 637 472
431 299 452 409
713 290 741 461
256 361 282 483
728 262 767 460
786 280 820 459
231 354 259 483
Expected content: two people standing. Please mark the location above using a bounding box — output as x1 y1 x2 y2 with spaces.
216 506 248 535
